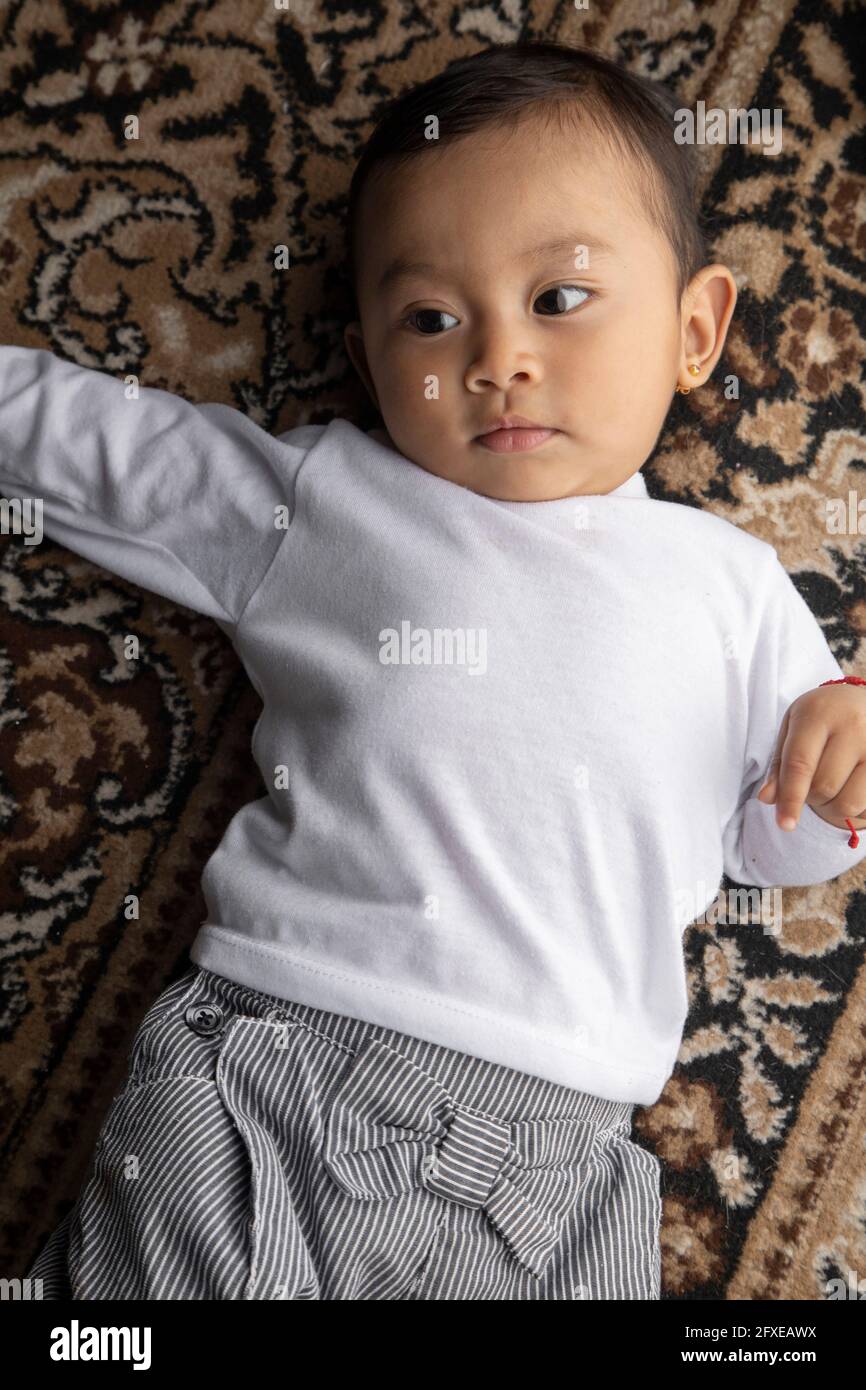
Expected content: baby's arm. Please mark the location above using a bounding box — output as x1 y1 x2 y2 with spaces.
722 550 866 888
0 345 314 630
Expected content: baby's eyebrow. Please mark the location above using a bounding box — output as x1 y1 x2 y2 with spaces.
523 233 615 263
378 232 615 292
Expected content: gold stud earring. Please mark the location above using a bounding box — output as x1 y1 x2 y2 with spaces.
675 362 702 395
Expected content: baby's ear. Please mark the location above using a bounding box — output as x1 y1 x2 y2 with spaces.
678 265 738 385
343 321 380 411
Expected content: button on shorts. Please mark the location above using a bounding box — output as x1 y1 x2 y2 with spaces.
27 965 662 1300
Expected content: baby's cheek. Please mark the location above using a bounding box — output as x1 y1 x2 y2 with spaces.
374 355 426 420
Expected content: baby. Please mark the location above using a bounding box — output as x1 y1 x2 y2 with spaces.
7 40 866 1302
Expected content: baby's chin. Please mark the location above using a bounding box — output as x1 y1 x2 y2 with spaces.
411 453 594 503
374 424 615 501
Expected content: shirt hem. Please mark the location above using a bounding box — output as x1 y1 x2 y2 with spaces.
189 924 673 1106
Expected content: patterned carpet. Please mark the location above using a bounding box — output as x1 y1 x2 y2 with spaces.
1 0 865 1300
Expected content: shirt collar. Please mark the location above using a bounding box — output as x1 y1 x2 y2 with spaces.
606 470 648 499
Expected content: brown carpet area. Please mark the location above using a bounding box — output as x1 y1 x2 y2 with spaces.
1 0 865 1299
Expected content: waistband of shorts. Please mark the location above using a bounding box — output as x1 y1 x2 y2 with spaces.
187 966 635 1132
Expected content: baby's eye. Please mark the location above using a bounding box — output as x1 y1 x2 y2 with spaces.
534 285 592 315
404 308 460 335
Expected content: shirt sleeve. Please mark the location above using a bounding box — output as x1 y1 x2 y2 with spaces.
722 549 866 887
0 345 318 630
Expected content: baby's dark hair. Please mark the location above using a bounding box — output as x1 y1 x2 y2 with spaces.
345 41 709 309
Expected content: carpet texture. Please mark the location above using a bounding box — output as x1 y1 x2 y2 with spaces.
1 0 865 1300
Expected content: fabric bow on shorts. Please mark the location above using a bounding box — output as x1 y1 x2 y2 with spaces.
321 1036 595 1278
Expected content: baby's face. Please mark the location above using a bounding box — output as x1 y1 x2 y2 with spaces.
346 114 736 501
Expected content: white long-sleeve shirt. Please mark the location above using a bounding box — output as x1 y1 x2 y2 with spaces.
2 345 864 1104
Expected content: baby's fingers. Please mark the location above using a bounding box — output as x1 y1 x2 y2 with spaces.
758 707 827 830
757 707 789 808
803 740 866 826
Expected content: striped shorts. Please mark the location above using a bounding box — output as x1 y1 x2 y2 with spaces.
27 965 662 1300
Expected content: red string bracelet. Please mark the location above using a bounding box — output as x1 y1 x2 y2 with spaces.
819 676 866 846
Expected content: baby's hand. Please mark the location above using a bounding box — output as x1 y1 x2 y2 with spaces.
757 684 866 832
